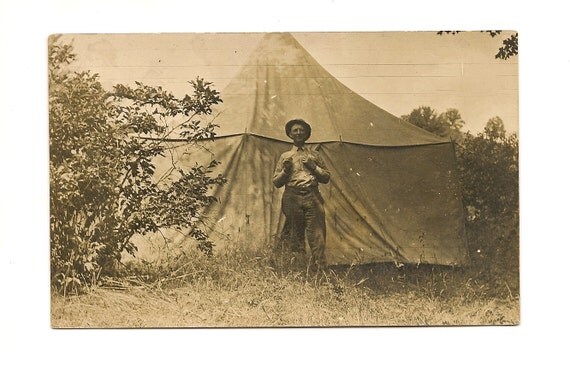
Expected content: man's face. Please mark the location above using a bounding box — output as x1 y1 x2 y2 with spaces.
290 124 307 145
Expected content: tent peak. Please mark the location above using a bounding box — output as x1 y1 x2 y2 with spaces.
214 32 447 146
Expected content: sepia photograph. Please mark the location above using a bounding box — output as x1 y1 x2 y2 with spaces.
6 0 570 370
48 31 519 328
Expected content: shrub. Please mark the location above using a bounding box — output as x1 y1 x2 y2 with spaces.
49 36 226 294
456 128 519 279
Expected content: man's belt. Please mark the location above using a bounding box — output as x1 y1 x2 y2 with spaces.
286 186 317 195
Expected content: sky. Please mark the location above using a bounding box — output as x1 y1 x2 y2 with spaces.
62 31 518 134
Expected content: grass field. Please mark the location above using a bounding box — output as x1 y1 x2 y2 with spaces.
51 247 519 328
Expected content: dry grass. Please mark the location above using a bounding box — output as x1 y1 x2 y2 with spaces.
51 247 519 328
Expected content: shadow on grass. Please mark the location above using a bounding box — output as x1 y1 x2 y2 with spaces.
114 242 518 305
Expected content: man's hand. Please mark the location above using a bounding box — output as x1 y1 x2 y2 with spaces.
283 158 293 174
302 157 317 172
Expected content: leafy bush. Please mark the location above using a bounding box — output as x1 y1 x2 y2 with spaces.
49 37 226 294
456 121 519 278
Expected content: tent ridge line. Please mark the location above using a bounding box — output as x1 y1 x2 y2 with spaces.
139 132 451 148
243 134 452 148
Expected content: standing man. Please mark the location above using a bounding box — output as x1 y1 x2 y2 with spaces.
273 119 331 269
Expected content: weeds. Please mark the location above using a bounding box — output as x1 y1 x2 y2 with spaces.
52 242 519 327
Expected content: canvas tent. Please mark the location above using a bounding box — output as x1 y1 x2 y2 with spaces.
145 33 469 266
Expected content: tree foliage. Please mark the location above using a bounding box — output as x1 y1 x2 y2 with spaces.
457 121 518 276
401 106 464 142
49 36 226 293
437 30 518 59
495 33 518 60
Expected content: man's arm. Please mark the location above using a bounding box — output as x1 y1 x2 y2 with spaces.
273 154 292 188
313 165 330 184
304 152 330 184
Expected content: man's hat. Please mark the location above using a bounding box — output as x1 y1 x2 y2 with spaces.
285 119 312 140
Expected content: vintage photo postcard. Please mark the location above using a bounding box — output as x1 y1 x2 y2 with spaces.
49 31 519 327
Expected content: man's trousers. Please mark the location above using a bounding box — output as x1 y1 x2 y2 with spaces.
279 187 326 267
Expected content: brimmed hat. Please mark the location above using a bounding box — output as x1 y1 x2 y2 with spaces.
285 119 312 140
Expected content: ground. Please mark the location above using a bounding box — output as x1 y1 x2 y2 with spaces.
51 248 519 328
